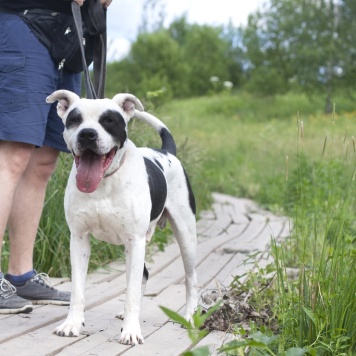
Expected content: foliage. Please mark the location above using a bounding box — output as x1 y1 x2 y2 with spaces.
106 14 240 100
106 30 188 101
160 303 221 355
178 24 230 96
220 331 313 356
154 93 356 354
106 0 356 110
269 118 356 354
245 0 356 112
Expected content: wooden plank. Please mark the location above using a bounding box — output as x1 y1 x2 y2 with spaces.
1 221 233 345
144 219 252 297
196 251 237 289
219 220 267 253
220 203 250 224
197 218 217 236
201 252 248 293
119 321 192 356
0 194 290 355
86 260 126 284
198 213 233 238
145 241 181 277
212 193 257 214
2 282 187 356
0 271 129 344
59 284 188 356
198 210 216 220
0 304 69 344
0 321 88 356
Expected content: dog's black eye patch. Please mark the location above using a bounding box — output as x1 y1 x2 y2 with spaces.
66 108 83 129
99 110 127 148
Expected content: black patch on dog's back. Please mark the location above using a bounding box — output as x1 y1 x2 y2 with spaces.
99 110 127 148
144 158 167 221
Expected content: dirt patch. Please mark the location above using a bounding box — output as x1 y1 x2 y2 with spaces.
200 287 278 334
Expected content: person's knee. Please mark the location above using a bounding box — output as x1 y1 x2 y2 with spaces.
0 142 35 180
29 147 60 182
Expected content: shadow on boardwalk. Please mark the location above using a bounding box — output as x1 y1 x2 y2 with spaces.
0 193 290 356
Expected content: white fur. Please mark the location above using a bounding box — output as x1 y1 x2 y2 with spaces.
46 91 198 345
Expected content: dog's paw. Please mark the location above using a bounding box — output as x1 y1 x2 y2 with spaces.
54 318 84 337
119 325 144 345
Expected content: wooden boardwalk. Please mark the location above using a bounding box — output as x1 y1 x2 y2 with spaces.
0 193 290 356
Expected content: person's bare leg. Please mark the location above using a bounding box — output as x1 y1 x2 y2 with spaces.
7 146 59 275
0 141 35 271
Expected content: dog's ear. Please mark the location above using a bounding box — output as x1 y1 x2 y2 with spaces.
46 90 80 120
112 94 144 120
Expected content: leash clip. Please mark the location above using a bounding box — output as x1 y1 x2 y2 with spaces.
58 59 66 70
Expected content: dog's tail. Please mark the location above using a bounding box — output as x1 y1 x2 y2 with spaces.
134 110 177 156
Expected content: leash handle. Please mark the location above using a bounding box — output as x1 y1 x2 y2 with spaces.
71 1 97 99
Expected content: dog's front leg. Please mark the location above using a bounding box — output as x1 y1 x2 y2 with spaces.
120 236 146 345
54 233 91 337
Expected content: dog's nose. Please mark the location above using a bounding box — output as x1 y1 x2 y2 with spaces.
78 128 98 143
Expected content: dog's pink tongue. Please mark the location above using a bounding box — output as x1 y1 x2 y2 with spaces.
76 151 103 193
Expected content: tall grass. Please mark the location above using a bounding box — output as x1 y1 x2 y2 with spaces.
157 93 356 354
271 116 356 354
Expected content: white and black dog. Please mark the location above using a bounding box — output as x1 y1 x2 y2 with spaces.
46 90 198 345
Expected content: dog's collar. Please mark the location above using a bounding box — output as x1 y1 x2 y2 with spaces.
104 151 127 179
104 167 120 178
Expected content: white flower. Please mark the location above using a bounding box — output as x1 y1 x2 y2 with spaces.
209 76 219 82
223 81 233 89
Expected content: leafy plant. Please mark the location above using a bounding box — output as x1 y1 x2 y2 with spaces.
160 303 221 355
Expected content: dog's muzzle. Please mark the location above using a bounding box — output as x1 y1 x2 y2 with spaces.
74 129 117 194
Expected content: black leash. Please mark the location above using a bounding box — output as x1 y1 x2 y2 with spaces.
71 1 107 99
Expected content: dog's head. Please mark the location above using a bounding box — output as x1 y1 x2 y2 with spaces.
46 90 144 193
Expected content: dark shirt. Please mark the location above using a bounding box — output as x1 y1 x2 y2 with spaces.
0 0 73 14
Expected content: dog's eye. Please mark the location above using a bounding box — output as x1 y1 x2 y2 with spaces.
66 115 82 129
102 116 114 124
71 116 81 123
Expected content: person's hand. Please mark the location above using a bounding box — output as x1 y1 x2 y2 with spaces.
100 0 112 8
73 0 85 6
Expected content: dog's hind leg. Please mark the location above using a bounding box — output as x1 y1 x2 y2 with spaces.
166 209 198 322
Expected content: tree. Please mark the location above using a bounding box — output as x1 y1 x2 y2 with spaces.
243 0 356 112
180 24 231 96
106 31 189 101
220 21 246 88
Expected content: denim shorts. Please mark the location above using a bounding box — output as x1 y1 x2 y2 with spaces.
0 13 81 152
